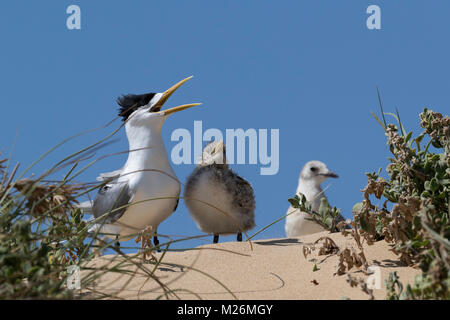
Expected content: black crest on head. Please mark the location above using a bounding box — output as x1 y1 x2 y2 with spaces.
117 93 156 121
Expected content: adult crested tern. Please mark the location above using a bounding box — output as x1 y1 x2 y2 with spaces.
89 76 201 248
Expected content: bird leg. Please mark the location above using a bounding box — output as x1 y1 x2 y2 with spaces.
213 234 219 244
153 235 161 252
237 232 242 242
114 235 120 250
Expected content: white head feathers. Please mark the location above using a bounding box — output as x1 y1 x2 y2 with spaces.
197 141 226 166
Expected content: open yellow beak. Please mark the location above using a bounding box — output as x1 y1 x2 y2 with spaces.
151 76 201 115
163 103 202 116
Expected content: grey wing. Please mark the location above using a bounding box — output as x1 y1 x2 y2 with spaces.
96 169 123 182
92 181 132 224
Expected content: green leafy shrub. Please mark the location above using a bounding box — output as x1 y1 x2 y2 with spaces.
0 130 235 299
0 162 90 298
288 194 345 232
353 108 449 299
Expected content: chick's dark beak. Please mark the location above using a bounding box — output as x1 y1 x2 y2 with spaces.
323 171 339 178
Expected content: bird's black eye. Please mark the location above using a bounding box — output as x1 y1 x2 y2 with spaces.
310 167 317 172
99 185 111 194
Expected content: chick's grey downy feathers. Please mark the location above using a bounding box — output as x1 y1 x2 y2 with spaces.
184 141 255 237
184 164 255 234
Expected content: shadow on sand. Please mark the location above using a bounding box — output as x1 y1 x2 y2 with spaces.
254 238 301 246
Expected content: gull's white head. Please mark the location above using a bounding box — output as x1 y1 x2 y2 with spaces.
197 140 226 166
117 76 201 131
300 160 339 186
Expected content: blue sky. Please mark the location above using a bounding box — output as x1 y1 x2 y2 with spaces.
1 1 449 251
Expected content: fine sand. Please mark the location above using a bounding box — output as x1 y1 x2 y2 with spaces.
82 231 420 300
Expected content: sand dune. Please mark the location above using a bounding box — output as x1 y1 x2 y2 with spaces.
82 231 420 300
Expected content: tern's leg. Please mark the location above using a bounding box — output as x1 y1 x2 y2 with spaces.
153 233 161 252
213 234 219 244
237 232 242 242
114 235 120 250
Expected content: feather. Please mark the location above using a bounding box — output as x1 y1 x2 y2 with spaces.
117 93 156 121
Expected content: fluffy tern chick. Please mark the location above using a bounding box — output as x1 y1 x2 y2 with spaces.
285 160 340 237
184 141 255 243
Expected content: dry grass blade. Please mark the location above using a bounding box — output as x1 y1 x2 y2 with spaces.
135 226 157 262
